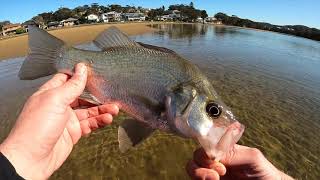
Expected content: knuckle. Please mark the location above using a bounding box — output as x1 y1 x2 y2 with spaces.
250 148 264 159
69 79 82 89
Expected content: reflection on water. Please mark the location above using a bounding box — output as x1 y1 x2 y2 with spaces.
1 24 320 179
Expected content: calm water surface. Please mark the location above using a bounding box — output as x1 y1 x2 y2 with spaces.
0 24 319 179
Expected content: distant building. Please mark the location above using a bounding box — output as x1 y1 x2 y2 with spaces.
100 11 122 22
1 24 22 36
61 18 78 27
158 10 181 21
205 17 222 24
122 13 146 21
86 14 99 22
159 15 172 21
47 21 62 28
196 17 203 23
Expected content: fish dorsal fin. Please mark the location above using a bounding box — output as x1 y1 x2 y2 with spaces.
93 26 141 50
118 118 154 153
137 42 178 55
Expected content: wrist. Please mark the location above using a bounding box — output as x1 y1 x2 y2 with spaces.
0 140 46 180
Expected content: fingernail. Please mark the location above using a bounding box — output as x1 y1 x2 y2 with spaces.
78 63 86 75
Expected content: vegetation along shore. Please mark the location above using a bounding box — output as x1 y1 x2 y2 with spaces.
1 3 320 41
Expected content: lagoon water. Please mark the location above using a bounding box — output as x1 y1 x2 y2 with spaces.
0 24 320 179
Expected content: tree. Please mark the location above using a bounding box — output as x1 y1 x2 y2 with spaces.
53 8 73 21
147 7 165 20
109 4 123 12
0 21 10 30
38 12 55 24
200 10 208 24
90 3 100 14
189 2 194 8
32 15 45 26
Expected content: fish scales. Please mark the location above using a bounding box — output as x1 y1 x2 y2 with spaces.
19 26 244 160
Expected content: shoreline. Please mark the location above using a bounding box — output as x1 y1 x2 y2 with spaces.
0 22 155 60
1 22 318 61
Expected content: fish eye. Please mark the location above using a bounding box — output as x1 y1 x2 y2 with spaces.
206 102 222 118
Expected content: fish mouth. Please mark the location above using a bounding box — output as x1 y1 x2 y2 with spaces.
196 121 245 161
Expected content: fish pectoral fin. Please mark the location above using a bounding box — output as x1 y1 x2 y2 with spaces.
118 118 154 153
93 26 141 50
79 89 102 106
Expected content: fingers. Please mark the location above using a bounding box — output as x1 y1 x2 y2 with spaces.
55 63 87 105
194 148 227 176
75 104 119 120
194 148 215 168
220 145 263 166
186 160 220 180
79 113 113 136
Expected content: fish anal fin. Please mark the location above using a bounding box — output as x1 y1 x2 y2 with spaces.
93 26 141 50
118 118 154 153
79 89 102 106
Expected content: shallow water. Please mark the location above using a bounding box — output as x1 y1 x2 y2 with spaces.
0 24 320 179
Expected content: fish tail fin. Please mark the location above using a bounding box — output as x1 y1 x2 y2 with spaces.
19 26 65 80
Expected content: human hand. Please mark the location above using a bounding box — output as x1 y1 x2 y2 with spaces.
0 63 119 180
186 144 293 180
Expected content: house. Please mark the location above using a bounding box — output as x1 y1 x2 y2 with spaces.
159 10 181 21
122 13 146 21
205 17 222 24
1 24 22 36
47 21 61 28
159 15 172 21
196 17 203 23
61 18 78 27
100 11 121 22
86 14 99 22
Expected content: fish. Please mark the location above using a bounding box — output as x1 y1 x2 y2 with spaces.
19 26 244 160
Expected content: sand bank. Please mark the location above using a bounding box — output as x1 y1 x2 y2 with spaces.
0 23 155 60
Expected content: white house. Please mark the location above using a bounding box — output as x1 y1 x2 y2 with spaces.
100 11 121 22
122 13 146 21
205 17 222 24
60 18 78 27
86 14 99 22
159 10 181 21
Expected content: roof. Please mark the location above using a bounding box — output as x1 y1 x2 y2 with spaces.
61 18 78 22
2 24 21 29
104 11 120 15
123 13 145 17
87 14 98 17
48 21 60 26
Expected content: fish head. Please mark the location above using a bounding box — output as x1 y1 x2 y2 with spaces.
170 84 244 160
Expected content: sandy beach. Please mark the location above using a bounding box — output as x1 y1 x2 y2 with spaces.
0 23 155 60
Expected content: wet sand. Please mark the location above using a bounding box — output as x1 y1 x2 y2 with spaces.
0 23 155 60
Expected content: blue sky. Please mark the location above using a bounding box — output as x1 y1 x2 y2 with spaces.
1 0 319 28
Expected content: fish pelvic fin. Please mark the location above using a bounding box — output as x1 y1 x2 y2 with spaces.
118 118 154 153
93 26 141 50
18 26 65 80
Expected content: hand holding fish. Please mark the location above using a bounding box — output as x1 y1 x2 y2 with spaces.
0 63 119 179
186 145 294 180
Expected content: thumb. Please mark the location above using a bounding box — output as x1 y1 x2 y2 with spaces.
56 63 87 105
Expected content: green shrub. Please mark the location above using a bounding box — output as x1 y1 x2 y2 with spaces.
16 28 26 34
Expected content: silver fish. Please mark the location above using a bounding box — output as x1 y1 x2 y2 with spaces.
19 26 244 160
